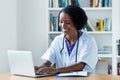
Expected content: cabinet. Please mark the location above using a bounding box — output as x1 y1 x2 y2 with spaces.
47 0 120 75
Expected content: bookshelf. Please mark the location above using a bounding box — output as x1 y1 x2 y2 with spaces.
47 0 120 75
49 7 112 11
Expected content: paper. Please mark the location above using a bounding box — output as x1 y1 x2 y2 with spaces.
57 71 88 77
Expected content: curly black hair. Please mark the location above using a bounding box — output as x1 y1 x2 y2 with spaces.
58 5 88 30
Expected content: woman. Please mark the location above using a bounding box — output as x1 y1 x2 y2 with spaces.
35 5 98 74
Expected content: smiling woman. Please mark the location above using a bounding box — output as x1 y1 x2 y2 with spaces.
59 12 76 38
58 5 88 44
35 5 98 75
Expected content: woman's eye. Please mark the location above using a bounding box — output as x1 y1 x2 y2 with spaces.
59 21 63 24
59 21 71 25
66 22 70 24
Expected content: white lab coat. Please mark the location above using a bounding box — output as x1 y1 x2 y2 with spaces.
41 31 98 72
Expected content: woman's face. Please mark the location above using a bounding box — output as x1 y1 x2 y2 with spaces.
59 12 77 36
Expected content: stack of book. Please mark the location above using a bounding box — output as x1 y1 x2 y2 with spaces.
95 18 112 31
49 0 112 8
90 0 111 7
50 13 61 31
49 0 80 8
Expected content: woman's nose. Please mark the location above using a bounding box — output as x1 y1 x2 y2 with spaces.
61 23 65 28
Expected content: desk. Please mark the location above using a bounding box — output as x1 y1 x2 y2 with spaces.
0 73 120 80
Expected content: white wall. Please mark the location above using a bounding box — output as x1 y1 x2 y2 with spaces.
0 0 17 73
0 0 48 73
17 0 48 66
118 1 120 39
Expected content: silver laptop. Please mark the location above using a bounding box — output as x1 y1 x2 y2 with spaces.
7 50 53 77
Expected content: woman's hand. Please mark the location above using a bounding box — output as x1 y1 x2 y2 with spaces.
34 61 56 74
35 66 56 74
34 66 40 72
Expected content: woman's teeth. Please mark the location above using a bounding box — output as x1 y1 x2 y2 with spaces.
63 29 68 31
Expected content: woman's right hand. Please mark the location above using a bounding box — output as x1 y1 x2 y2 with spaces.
35 66 45 74
34 66 39 72
34 60 52 74
35 66 56 74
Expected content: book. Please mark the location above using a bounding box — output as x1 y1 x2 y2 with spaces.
117 62 120 75
108 65 112 74
83 24 92 31
78 0 90 7
90 0 93 7
55 0 59 8
104 18 112 31
98 0 102 7
58 0 62 7
107 18 112 31
53 16 58 31
49 0 52 8
105 0 109 7
95 19 104 31
95 0 99 7
62 0 66 7
71 0 79 6
92 0 96 7
99 19 104 31
50 13 54 31
56 71 88 77
95 19 100 31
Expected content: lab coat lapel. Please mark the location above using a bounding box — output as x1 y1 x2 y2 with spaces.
61 40 69 66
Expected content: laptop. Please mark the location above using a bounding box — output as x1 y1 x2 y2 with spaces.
7 50 53 77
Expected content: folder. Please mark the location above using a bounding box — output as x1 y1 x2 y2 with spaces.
56 71 88 77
